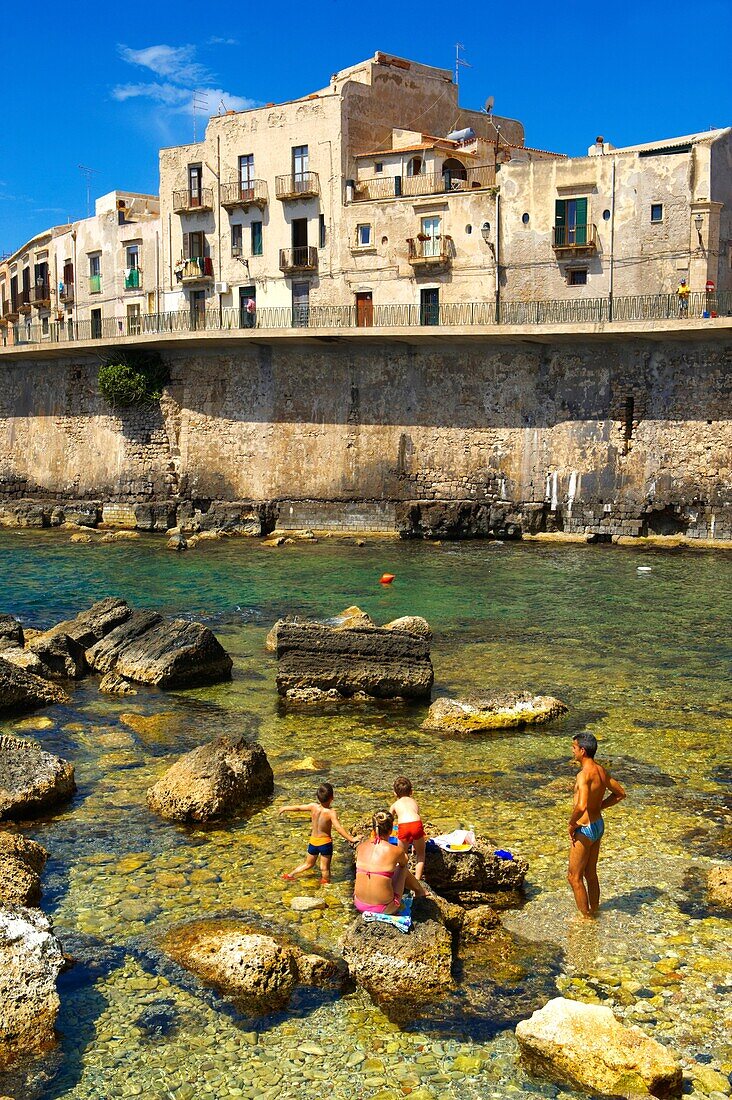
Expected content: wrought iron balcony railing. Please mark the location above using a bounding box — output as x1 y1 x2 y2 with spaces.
407 235 454 267
173 188 215 214
353 165 496 202
59 282 74 304
220 180 268 209
30 282 51 307
552 224 598 251
17 288 31 312
179 257 214 283
279 246 318 273
275 172 319 200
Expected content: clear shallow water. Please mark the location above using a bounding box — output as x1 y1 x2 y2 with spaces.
0 531 731 1100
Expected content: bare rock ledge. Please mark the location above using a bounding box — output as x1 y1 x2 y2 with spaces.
422 692 568 733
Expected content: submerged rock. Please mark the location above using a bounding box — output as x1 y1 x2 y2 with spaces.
98 672 137 696
515 997 682 1097
0 834 48 907
0 736 76 821
161 918 340 1013
0 659 69 717
276 620 433 701
707 864 732 910
0 907 65 1067
86 611 233 688
341 913 453 1009
146 737 273 822
422 692 568 733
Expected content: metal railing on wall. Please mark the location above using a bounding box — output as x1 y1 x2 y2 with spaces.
1 291 729 348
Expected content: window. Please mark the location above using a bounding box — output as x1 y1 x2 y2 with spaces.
568 268 588 286
239 154 254 187
522 212 530 224
555 198 588 245
420 216 441 257
650 203 663 223
89 254 101 294
41 316 49 336
292 145 308 181
188 164 203 200
319 214 326 249
90 308 102 339
356 224 372 247
420 287 439 326
89 255 100 277
183 231 205 259
406 156 423 177
292 281 309 328
375 162 383 174
126 245 139 269
231 224 243 256
251 221 263 256
126 303 141 335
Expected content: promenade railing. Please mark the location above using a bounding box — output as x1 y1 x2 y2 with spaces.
2 291 730 348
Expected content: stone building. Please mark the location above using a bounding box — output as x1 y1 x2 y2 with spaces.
0 191 159 343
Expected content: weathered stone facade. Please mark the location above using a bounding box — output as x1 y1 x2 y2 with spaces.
0 330 730 541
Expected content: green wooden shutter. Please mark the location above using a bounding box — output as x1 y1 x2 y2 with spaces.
575 197 587 245
182 232 190 260
555 199 566 246
251 221 263 256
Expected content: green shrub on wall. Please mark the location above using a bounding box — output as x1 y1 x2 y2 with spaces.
98 351 169 407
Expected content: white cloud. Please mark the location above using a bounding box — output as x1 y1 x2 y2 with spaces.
111 82 255 115
111 82 191 107
118 44 212 85
207 36 239 46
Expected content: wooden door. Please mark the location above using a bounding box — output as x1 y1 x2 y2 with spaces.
356 292 373 327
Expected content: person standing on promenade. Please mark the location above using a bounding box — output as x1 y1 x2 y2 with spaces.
676 277 690 317
567 732 626 918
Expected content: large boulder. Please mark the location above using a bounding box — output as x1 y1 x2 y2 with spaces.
707 864 732 910
43 597 132 649
27 634 86 680
422 692 568 733
0 833 48 907
0 616 24 652
86 611 233 688
0 647 47 677
0 907 65 1066
146 737 273 822
161 918 340 1012
341 912 453 1009
276 621 433 700
0 659 69 717
382 615 432 640
0 736 76 821
424 836 528 903
515 998 682 1097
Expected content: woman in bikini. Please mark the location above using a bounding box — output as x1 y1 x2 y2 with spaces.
354 810 426 914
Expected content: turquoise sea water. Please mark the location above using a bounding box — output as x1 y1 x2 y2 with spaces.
0 530 730 1100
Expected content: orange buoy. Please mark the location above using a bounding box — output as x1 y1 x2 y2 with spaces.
379 573 396 585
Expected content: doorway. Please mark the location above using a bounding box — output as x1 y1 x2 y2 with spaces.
90 308 102 339
356 292 373 327
239 285 256 329
420 288 439 326
292 282 310 328
189 290 206 330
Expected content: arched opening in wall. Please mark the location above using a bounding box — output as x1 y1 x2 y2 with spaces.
624 393 635 454
442 157 468 190
406 156 423 177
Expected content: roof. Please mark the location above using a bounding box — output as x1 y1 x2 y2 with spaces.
611 127 730 155
355 135 478 159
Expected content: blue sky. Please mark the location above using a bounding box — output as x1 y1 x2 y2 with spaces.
3 0 730 254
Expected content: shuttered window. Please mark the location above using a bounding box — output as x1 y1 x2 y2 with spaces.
251 221 263 256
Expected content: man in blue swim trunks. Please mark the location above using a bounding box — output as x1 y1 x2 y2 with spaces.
567 732 626 917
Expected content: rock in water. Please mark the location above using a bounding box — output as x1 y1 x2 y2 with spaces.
276 621 433 700
43 597 132 648
0 834 48 907
161 918 340 1012
382 615 432 640
146 737 273 822
0 907 65 1066
86 612 233 688
0 616 24 651
515 997 683 1097
422 692 568 733
0 659 70 717
0 737 76 821
27 633 86 680
98 672 137 696
341 915 453 1009
707 864 732 910
424 836 527 901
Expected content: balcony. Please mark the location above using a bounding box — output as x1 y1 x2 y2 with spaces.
275 172 319 201
552 224 598 255
124 268 143 291
173 188 214 214
354 165 496 202
279 246 318 274
18 288 31 314
1 300 19 322
59 282 74 304
89 274 102 294
30 282 51 308
220 180 268 210
179 257 214 284
407 235 453 271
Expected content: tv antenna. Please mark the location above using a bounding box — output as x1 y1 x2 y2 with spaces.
192 90 208 142
454 43 471 86
484 95 495 116
78 164 99 218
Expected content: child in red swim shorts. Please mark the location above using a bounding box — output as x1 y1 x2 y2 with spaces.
390 776 426 881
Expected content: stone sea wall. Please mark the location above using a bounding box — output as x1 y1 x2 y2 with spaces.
0 336 730 541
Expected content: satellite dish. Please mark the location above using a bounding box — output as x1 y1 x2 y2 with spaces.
484 95 494 114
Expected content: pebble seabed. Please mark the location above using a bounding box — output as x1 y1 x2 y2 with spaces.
0 531 730 1100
